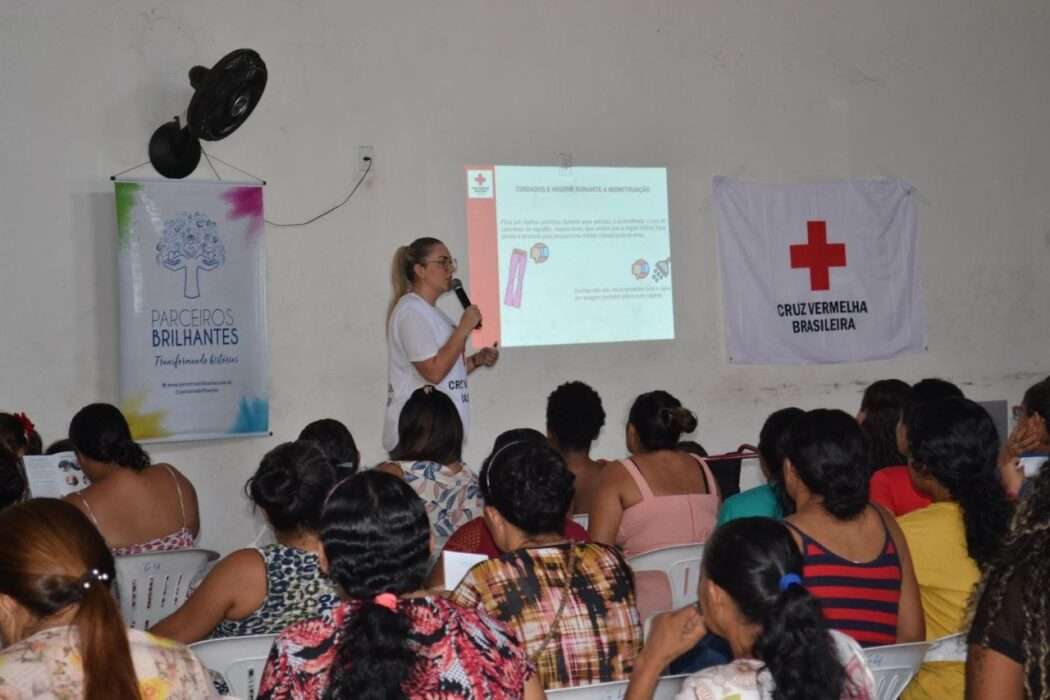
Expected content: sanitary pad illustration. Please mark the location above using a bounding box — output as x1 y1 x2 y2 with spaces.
504 248 527 308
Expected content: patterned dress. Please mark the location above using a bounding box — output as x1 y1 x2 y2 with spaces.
211 544 338 638
0 625 218 699
395 460 483 545
257 597 533 699
675 630 875 699
450 542 642 689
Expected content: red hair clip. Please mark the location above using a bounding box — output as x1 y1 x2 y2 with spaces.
13 412 35 438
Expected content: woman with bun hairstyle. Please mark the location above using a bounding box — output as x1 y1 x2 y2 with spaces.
590 390 720 618
258 470 542 700
383 237 498 453
151 441 339 643
781 409 924 647
63 403 200 556
0 499 217 699
627 518 874 700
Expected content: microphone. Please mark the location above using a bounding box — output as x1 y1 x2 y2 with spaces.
451 278 480 329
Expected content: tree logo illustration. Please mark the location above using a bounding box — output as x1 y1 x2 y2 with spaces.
156 211 226 299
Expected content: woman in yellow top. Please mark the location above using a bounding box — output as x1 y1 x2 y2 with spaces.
897 398 1013 699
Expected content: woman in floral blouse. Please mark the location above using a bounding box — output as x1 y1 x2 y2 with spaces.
0 499 217 700
377 386 482 552
258 470 542 700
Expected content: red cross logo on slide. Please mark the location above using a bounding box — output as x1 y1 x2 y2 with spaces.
474 173 487 186
790 221 846 291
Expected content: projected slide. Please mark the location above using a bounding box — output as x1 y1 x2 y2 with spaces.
465 166 674 348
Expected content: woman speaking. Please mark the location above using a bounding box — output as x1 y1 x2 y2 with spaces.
383 238 498 452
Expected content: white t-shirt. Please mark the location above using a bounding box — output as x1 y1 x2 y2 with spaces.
383 293 469 452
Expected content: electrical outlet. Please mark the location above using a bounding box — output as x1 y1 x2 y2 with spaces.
359 145 374 175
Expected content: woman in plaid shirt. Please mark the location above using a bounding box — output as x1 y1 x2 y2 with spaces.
451 432 643 689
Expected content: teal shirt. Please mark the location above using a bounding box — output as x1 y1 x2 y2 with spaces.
716 484 782 526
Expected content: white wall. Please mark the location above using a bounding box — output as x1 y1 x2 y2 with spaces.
3 1 1048 553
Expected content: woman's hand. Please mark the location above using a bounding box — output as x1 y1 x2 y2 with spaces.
471 344 499 368
458 305 483 333
644 606 708 666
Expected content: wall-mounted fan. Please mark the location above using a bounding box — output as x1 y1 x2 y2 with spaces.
149 49 268 179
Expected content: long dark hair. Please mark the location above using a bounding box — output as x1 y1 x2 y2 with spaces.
0 442 27 509
321 471 431 700
859 379 910 474
0 499 140 700
970 465 1050 699
783 409 869 519
388 387 463 464
628 390 698 451
68 403 150 470
704 517 849 700
758 407 804 516
906 398 1012 570
245 441 337 534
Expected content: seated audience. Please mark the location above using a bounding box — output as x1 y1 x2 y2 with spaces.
870 378 963 516
63 403 200 555
0 412 33 500
717 407 803 525
782 409 924 647
898 398 1012 700
259 470 541 699
627 518 875 700
429 429 588 588
967 460 1050 700
451 436 641 689
997 376 1050 500
0 443 27 509
857 378 910 475
0 498 217 698
377 386 482 551
150 441 339 643
298 418 360 473
590 390 720 618
546 380 608 514
46 438 75 454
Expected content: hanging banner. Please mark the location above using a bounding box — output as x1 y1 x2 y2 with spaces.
115 179 269 441
714 176 927 365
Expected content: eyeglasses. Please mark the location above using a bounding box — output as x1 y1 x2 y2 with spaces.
424 256 457 271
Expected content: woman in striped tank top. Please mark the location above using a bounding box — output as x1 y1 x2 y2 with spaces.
781 409 925 647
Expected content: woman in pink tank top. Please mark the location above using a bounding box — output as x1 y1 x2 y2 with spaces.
589 391 720 618
62 404 199 556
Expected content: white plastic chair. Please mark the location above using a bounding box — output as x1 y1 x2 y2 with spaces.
191 634 277 700
628 543 705 611
862 640 932 700
546 673 687 699
572 513 590 530
114 548 218 630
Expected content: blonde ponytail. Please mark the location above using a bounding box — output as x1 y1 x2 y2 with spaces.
386 238 444 323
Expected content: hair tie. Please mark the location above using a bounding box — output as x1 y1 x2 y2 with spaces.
482 440 530 493
78 568 111 591
13 412 35 439
373 593 398 611
778 573 802 592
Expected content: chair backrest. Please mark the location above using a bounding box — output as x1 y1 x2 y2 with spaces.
862 640 932 700
572 513 590 530
628 543 705 610
114 548 218 630
191 634 277 700
546 674 687 699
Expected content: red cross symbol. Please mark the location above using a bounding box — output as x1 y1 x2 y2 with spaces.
789 221 846 291
474 172 487 186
